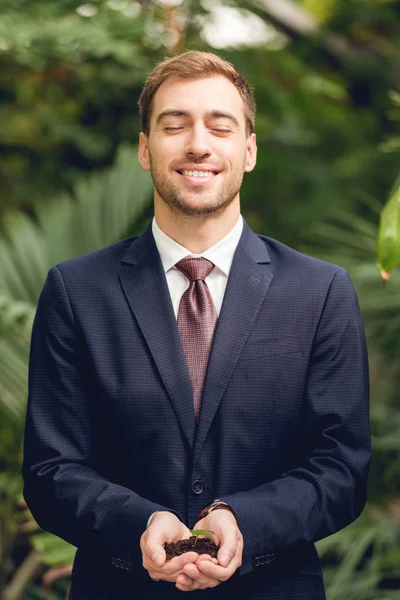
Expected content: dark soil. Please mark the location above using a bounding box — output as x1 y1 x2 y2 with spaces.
164 536 220 561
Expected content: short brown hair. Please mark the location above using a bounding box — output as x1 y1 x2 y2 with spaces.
138 51 256 136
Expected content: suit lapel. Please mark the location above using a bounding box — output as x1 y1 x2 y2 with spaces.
119 224 196 449
193 222 274 465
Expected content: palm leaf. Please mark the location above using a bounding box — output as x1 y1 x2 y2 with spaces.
0 144 152 424
0 144 153 304
0 295 34 424
0 144 152 591
317 511 400 600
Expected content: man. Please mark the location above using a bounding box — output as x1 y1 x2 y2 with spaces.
23 51 371 600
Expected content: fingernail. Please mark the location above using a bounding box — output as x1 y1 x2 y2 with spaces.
221 554 229 566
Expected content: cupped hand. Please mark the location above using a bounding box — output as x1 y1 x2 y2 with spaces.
175 509 243 592
140 511 198 583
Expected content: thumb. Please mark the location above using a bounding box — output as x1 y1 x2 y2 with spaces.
150 545 166 568
217 532 237 567
147 535 166 567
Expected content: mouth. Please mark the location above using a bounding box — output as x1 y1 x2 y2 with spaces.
175 168 220 184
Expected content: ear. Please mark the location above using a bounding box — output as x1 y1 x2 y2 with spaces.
138 132 150 171
244 133 257 173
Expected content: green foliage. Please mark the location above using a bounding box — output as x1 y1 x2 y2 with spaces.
304 193 400 597
0 144 152 598
0 0 171 212
316 509 400 600
189 529 215 546
0 144 152 304
2 0 400 245
2 0 400 597
31 533 76 567
377 173 400 280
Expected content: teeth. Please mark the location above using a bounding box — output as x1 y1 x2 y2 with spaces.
182 170 215 177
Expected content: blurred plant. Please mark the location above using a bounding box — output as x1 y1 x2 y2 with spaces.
1 0 400 598
377 173 400 282
304 190 400 597
0 0 188 213
1 0 400 251
376 91 400 281
317 502 400 600
0 144 152 599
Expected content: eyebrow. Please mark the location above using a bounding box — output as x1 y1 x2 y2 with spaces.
156 109 241 129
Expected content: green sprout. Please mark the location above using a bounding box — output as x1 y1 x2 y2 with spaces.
189 529 215 547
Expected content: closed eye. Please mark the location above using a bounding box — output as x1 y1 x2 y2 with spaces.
211 129 232 135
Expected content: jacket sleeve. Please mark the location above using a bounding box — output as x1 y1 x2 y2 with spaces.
22 266 179 577
221 268 371 576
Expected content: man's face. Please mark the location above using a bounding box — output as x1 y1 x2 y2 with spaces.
138 76 257 219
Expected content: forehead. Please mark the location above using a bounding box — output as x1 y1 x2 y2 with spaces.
151 76 246 125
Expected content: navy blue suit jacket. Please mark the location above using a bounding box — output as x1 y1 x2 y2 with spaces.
23 220 371 599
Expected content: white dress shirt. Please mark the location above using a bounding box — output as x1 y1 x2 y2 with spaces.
152 215 244 318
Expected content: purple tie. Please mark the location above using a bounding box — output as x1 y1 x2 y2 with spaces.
175 258 218 420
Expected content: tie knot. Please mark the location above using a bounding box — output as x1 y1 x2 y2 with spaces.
175 257 215 282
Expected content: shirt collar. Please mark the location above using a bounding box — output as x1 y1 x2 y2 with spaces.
152 215 243 277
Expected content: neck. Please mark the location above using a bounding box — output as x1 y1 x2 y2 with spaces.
154 202 240 254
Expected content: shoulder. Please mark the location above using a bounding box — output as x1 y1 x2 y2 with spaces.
53 236 138 278
258 234 345 278
256 234 355 298
40 237 138 302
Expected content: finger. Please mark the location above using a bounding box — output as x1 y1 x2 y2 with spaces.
217 535 238 568
197 556 240 582
176 573 194 587
151 573 181 584
175 582 194 592
181 554 219 588
143 537 166 569
182 563 201 579
145 529 190 568
176 576 219 591
182 556 218 575
150 552 200 578
181 562 222 590
165 552 199 572
196 554 218 563
149 564 195 584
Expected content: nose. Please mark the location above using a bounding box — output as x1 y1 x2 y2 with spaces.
185 123 211 160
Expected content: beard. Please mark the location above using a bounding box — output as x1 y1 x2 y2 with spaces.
149 153 245 220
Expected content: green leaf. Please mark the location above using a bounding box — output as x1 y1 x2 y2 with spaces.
189 529 215 547
189 529 215 537
377 172 400 280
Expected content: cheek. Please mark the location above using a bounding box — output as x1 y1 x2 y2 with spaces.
151 140 183 168
215 140 246 168
228 151 247 172
149 148 167 172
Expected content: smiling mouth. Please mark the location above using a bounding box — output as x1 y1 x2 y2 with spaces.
176 169 219 178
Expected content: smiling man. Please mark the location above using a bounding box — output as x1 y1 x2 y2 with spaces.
23 52 371 600
140 75 255 225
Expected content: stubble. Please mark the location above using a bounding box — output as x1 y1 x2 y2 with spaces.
149 153 245 221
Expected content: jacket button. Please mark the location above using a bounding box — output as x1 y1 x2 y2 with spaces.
191 480 204 495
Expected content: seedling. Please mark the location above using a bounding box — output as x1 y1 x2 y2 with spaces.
189 529 215 547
